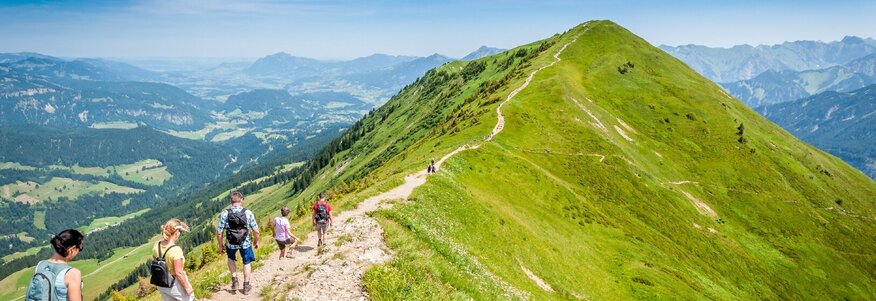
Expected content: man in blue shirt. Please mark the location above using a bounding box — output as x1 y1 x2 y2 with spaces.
217 191 260 294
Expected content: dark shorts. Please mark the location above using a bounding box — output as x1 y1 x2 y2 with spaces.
226 246 255 264
275 238 296 250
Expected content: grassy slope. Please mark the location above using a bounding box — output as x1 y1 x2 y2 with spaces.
76 208 150 234
2 177 142 203
112 28 541 300
269 21 874 300
112 159 172 186
109 20 874 300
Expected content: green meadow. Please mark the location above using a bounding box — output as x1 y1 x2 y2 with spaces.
108 20 874 301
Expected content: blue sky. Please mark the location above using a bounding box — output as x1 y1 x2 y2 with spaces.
0 0 874 59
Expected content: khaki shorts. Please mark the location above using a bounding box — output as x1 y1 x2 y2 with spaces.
316 222 328 235
157 275 193 301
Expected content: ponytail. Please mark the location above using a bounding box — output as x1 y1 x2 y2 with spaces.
160 218 190 240
51 229 84 257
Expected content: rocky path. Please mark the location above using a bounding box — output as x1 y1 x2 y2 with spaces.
206 30 583 301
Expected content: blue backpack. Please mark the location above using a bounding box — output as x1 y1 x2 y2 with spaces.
25 260 72 301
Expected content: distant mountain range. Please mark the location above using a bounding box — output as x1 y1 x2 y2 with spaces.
721 53 876 107
664 36 876 179
0 57 213 130
246 53 420 77
758 84 876 178
246 46 503 77
0 52 57 63
661 36 876 83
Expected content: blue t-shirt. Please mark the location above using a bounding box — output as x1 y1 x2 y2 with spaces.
217 205 258 249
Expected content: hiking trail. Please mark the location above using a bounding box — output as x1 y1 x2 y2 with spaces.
205 30 583 301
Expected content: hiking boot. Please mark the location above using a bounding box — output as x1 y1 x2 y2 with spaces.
231 276 239 291
242 282 252 295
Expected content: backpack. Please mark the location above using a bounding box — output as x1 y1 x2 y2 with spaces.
149 242 179 288
226 208 249 246
25 260 71 301
315 202 329 223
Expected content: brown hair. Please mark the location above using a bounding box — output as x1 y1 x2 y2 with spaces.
230 191 243 203
161 218 189 240
281 206 291 217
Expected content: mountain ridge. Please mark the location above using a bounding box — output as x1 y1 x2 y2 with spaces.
758 84 876 178
661 36 876 82
162 20 876 300
721 53 876 106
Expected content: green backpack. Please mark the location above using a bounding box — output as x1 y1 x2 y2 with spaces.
25 260 71 301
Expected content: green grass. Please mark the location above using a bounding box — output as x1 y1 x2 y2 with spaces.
277 162 304 173
1 246 45 262
1 177 143 204
91 20 876 301
283 21 876 300
334 234 352 247
111 159 172 186
0 162 36 171
3 160 171 187
15 233 34 244
210 128 253 142
76 209 150 234
166 119 248 141
89 121 139 129
48 163 113 177
32 211 46 230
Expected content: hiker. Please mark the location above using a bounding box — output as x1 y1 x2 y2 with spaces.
427 159 436 174
271 206 301 260
217 191 260 295
151 219 193 301
312 193 333 247
25 229 84 301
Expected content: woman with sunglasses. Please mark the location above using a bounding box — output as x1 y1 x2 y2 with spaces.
26 229 85 301
152 218 193 301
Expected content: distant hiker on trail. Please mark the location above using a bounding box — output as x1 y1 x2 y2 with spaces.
217 192 260 295
271 206 301 260
25 229 84 301
427 159 436 174
312 193 333 247
150 219 193 301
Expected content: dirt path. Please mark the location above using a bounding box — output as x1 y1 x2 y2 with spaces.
488 33 581 141
205 31 584 301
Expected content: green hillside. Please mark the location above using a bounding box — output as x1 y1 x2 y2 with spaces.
253 20 876 300
74 20 876 300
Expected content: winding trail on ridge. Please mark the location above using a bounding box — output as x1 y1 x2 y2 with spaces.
206 31 583 301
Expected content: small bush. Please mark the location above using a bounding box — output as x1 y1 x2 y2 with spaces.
632 276 654 286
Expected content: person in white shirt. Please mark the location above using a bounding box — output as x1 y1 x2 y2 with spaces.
271 206 300 260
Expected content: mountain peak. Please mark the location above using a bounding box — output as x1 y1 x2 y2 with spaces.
841 35 865 44
461 46 506 61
